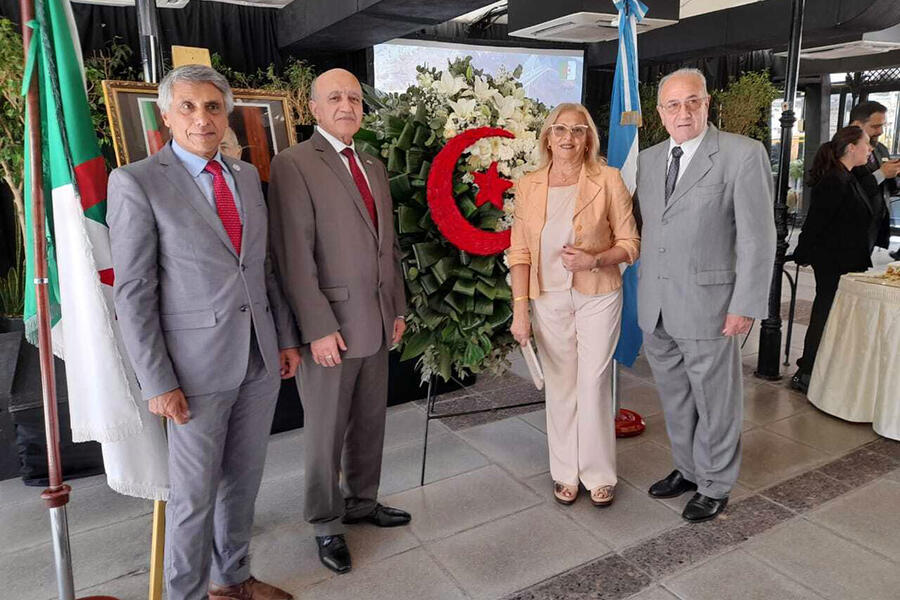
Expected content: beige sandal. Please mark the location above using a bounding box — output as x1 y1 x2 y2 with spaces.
553 482 578 505
590 485 615 507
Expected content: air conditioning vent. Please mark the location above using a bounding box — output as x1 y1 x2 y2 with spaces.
786 40 900 60
509 10 676 43
72 0 189 7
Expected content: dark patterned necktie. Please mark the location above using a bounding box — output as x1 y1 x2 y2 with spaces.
665 146 684 204
204 160 242 255
341 147 378 229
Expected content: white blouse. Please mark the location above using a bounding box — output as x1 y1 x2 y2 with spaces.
539 184 577 292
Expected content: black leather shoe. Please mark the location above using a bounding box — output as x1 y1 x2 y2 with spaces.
342 503 411 527
316 534 351 574
890 249 900 261
790 370 810 394
682 493 728 522
648 470 698 498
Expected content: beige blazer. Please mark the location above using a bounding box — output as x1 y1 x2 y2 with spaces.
508 163 640 298
267 131 406 359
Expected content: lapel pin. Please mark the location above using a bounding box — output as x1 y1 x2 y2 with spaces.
365 159 373 165
232 164 241 172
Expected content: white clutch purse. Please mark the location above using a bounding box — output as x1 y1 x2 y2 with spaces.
520 340 544 390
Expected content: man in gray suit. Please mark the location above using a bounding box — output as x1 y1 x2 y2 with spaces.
636 68 776 522
267 68 410 574
107 65 300 600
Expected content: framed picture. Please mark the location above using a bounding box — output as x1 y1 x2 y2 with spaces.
102 80 296 182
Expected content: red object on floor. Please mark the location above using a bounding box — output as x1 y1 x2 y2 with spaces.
615 408 645 437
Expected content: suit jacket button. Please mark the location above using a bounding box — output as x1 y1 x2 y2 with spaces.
658 247 666 253
240 305 249 312
576 225 583 233
241 264 247 271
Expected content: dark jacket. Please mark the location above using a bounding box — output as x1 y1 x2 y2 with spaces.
851 141 896 249
794 168 874 274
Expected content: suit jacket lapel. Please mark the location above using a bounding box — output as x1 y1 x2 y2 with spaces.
312 132 378 240
664 126 718 215
361 153 388 247
158 144 238 259
573 165 603 218
226 157 256 260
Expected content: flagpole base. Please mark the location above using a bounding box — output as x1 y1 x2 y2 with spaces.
615 409 645 438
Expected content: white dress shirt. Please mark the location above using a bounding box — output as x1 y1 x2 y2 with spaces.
316 125 373 189
667 125 710 185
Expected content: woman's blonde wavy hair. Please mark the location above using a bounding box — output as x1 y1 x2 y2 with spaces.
536 103 606 170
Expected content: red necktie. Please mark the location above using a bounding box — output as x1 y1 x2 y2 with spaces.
340 148 378 229
205 160 242 255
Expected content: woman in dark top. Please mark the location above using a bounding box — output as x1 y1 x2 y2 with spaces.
791 126 874 393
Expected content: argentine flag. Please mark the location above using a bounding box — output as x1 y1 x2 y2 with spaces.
608 0 647 368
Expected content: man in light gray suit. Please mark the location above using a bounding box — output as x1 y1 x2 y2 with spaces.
636 68 775 522
267 68 410 575
107 65 300 600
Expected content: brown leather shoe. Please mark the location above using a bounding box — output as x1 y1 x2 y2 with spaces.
208 576 293 600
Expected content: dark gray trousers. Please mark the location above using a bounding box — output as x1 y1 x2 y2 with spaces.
643 318 743 499
165 337 280 600
297 345 389 536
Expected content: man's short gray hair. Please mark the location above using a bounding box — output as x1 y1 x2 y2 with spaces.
657 68 708 104
157 64 234 114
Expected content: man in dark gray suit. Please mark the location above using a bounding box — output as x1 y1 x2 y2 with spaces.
108 65 300 600
267 68 410 575
636 68 776 522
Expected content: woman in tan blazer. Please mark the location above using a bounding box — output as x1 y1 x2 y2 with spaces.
508 103 640 507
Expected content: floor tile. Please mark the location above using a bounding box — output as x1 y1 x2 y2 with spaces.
622 355 655 382
0 472 106 510
737 429 828 490
425 385 544 430
296 547 466 600
77 569 151 600
507 554 651 600
0 480 152 555
816 448 900 487
428 504 608 600
457 418 550 479
808 479 900 560
380 432 490 496
262 429 305 482
618 383 663 418
743 385 812 426
764 409 879 455
866 437 900 461
617 441 674 491
383 404 450 450
523 477 683 550
655 481 752 514
885 468 900 484
519 408 547 433
666 549 823 600
760 469 850 513
2 514 153 600
625 586 679 600
745 520 899 600
383 465 541 542
252 472 305 535
617 414 671 451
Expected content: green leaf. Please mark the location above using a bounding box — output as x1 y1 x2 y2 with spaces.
419 273 439 295
431 256 456 285
400 330 433 361
412 189 427 207
452 278 476 297
412 125 429 146
413 102 428 124
475 281 497 300
406 278 424 295
389 173 412 199
406 148 425 175
463 341 486 366
458 197 478 218
474 297 494 316
486 302 512 327
398 204 424 233
453 181 470 195
469 255 494 276
387 146 407 174
357 141 382 159
412 242 444 270
513 64 523 78
415 305 446 330
438 350 452 382
493 285 512 300
386 115 406 138
354 128 379 145
451 266 475 280
397 120 416 150
443 292 465 314
460 313 484 332
418 160 431 181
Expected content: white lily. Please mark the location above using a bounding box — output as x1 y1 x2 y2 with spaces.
494 94 523 120
433 69 468 97
473 76 498 102
448 98 478 120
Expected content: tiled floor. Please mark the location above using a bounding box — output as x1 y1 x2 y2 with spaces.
2 253 900 599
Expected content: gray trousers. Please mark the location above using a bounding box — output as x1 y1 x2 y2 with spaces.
643 318 743 499
297 344 389 536
165 337 280 600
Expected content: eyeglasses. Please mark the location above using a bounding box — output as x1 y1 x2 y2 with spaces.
659 96 708 115
549 124 590 138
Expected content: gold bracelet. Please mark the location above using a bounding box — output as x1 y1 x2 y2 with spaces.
513 295 529 302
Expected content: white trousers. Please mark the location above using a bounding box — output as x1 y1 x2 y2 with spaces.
531 287 622 489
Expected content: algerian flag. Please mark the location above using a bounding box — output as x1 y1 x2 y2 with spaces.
23 0 168 500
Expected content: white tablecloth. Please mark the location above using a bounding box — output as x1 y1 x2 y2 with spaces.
808 275 900 440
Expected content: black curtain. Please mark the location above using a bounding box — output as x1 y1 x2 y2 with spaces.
0 0 282 74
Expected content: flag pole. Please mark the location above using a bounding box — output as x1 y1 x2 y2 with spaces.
21 0 75 597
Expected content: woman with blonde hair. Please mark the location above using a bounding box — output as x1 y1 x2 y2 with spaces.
508 102 640 506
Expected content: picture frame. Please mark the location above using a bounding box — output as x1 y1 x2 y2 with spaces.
101 80 296 182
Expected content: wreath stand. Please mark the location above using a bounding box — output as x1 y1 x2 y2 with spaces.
419 361 645 486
